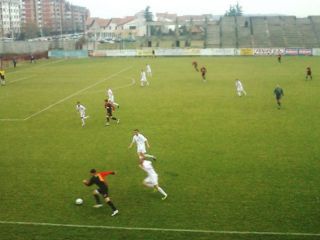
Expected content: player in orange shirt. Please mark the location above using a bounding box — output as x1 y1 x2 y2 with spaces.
83 169 119 216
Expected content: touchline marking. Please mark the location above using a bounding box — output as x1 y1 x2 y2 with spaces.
84 78 136 95
0 67 132 121
0 221 319 237
9 76 34 84
0 118 24 122
6 59 67 75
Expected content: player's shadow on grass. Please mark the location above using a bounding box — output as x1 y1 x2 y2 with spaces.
164 171 179 177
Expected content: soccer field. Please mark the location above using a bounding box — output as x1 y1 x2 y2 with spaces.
0 56 319 240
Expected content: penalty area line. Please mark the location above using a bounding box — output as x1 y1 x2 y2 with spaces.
0 221 319 237
0 67 132 122
23 66 132 121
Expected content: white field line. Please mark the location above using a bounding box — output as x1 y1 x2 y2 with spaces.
84 78 136 95
5 59 67 75
9 76 34 84
0 67 132 121
0 118 25 122
0 221 319 237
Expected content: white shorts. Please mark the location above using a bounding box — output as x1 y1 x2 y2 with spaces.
80 111 86 118
108 96 115 102
137 145 146 154
144 174 158 186
237 88 244 92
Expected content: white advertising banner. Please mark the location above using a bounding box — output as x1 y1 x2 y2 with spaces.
254 48 285 56
106 50 137 57
201 48 236 56
90 48 319 57
155 49 201 56
313 48 320 56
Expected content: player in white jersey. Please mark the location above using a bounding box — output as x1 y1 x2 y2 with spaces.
235 79 247 97
107 88 119 108
128 129 156 160
140 70 149 87
139 153 168 200
76 101 89 127
146 64 152 77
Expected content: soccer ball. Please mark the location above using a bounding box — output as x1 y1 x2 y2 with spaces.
75 198 83 205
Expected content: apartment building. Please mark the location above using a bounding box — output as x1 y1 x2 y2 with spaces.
21 0 89 35
0 0 21 37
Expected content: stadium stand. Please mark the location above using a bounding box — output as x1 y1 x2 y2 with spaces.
282 16 303 47
296 17 319 47
220 17 237 48
250 17 270 47
206 22 221 48
236 16 252 48
310 16 320 43
204 16 320 48
267 16 286 47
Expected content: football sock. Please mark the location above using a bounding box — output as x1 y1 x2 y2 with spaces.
112 117 117 121
94 194 101 204
144 181 154 188
157 187 167 197
145 154 155 159
81 119 85 125
107 201 117 211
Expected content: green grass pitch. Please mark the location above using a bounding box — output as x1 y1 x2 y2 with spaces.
0 56 319 240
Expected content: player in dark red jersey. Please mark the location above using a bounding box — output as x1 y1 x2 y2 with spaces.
200 66 207 81
306 67 312 80
104 99 120 126
83 169 119 216
192 61 199 72
277 54 282 63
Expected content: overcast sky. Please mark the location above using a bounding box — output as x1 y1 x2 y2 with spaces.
70 0 320 18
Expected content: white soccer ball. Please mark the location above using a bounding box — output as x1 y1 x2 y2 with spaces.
75 198 83 205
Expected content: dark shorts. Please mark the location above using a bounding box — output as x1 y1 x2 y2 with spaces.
276 96 282 100
97 187 109 198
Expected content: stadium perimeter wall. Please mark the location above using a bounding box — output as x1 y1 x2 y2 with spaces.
0 41 50 54
0 40 79 55
48 50 88 58
90 48 316 57
47 48 320 58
